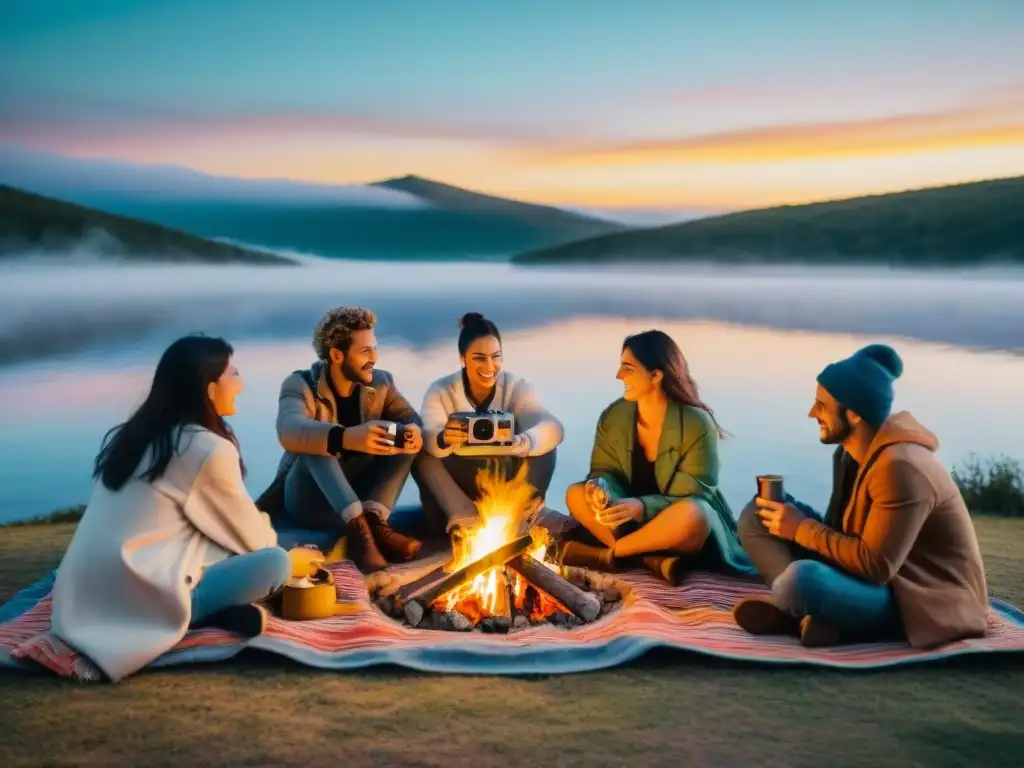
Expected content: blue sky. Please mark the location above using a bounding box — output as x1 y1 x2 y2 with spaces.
1 0 1022 208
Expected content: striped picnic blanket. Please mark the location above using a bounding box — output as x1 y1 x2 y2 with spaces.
3 558 1024 681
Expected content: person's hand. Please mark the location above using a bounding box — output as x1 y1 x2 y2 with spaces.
510 433 532 457
755 497 807 540
400 423 423 454
443 416 469 447
342 421 399 455
597 497 644 527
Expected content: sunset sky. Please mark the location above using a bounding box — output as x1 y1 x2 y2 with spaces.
1 0 1023 211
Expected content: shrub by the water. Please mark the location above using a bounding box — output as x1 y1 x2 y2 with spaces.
953 454 1024 517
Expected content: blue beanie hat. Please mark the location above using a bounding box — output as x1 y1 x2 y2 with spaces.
816 344 903 428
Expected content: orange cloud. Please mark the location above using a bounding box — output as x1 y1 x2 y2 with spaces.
536 102 1024 166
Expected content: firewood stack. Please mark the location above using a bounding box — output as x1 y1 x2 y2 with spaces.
371 539 626 633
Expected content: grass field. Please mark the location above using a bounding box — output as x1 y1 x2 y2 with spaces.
2 518 1022 768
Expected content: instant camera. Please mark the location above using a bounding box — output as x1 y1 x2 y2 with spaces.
448 410 515 448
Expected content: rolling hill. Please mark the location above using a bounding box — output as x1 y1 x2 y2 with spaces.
82 178 626 260
512 176 1024 267
0 147 626 260
0 185 294 265
372 174 625 240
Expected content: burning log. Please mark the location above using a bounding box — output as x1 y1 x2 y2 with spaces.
503 566 517 618
467 569 513 633
395 534 533 625
508 555 601 623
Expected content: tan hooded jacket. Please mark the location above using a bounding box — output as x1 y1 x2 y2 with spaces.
794 412 988 648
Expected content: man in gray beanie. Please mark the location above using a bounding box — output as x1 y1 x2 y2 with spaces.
733 344 989 649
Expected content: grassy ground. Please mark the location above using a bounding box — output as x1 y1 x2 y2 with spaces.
1 519 1023 768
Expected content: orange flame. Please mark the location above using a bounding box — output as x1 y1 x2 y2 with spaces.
436 461 559 621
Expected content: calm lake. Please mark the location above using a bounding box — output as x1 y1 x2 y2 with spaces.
1 259 1023 523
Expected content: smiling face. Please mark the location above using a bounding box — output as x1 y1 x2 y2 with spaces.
462 334 502 393
808 384 853 444
207 358 244 417
616 347 662 401
330 328 378 386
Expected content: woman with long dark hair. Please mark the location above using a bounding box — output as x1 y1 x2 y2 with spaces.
52 335 291 682
561 330 753 583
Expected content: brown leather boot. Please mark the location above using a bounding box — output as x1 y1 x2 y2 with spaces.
365 512 422 562
557 540 616 571
732 596 800 636
346 514 388 573
641 554 686 586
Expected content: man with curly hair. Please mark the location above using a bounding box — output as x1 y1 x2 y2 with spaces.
255 306 426 572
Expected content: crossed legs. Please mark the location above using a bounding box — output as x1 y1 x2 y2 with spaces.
734 498 903 645
564 481 711 558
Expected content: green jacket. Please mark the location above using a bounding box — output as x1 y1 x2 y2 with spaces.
587 398 753 574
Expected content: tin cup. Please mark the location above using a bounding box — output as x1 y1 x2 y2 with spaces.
381 421 398 447
394 422 409 448
756 474 785 503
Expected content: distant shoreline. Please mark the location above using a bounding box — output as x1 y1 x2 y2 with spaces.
508 258 1024 277
3 261 1024 368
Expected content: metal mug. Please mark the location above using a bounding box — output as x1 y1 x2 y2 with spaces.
394 422 410 448
383 421 413 448
756 474 785 502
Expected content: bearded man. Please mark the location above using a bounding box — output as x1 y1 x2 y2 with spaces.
255 306 424 572
733 344 988 648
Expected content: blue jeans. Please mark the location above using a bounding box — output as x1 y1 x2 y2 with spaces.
772 559 903 640
190 547 291 626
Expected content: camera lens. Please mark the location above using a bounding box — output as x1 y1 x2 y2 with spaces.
472 419 495 441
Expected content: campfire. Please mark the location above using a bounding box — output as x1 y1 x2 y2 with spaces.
373 462 624 632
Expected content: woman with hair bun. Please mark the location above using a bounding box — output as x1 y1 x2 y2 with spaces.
418 312 564 534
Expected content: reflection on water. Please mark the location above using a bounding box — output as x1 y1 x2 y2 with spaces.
1 317 1021 523
2 259 1024 366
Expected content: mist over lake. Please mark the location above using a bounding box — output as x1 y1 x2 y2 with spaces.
3 256 1024 366
1 255 1022 524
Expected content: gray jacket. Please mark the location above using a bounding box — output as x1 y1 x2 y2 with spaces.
254 361 420 515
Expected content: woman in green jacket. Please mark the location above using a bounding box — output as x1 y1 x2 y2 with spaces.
561 330 753 583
